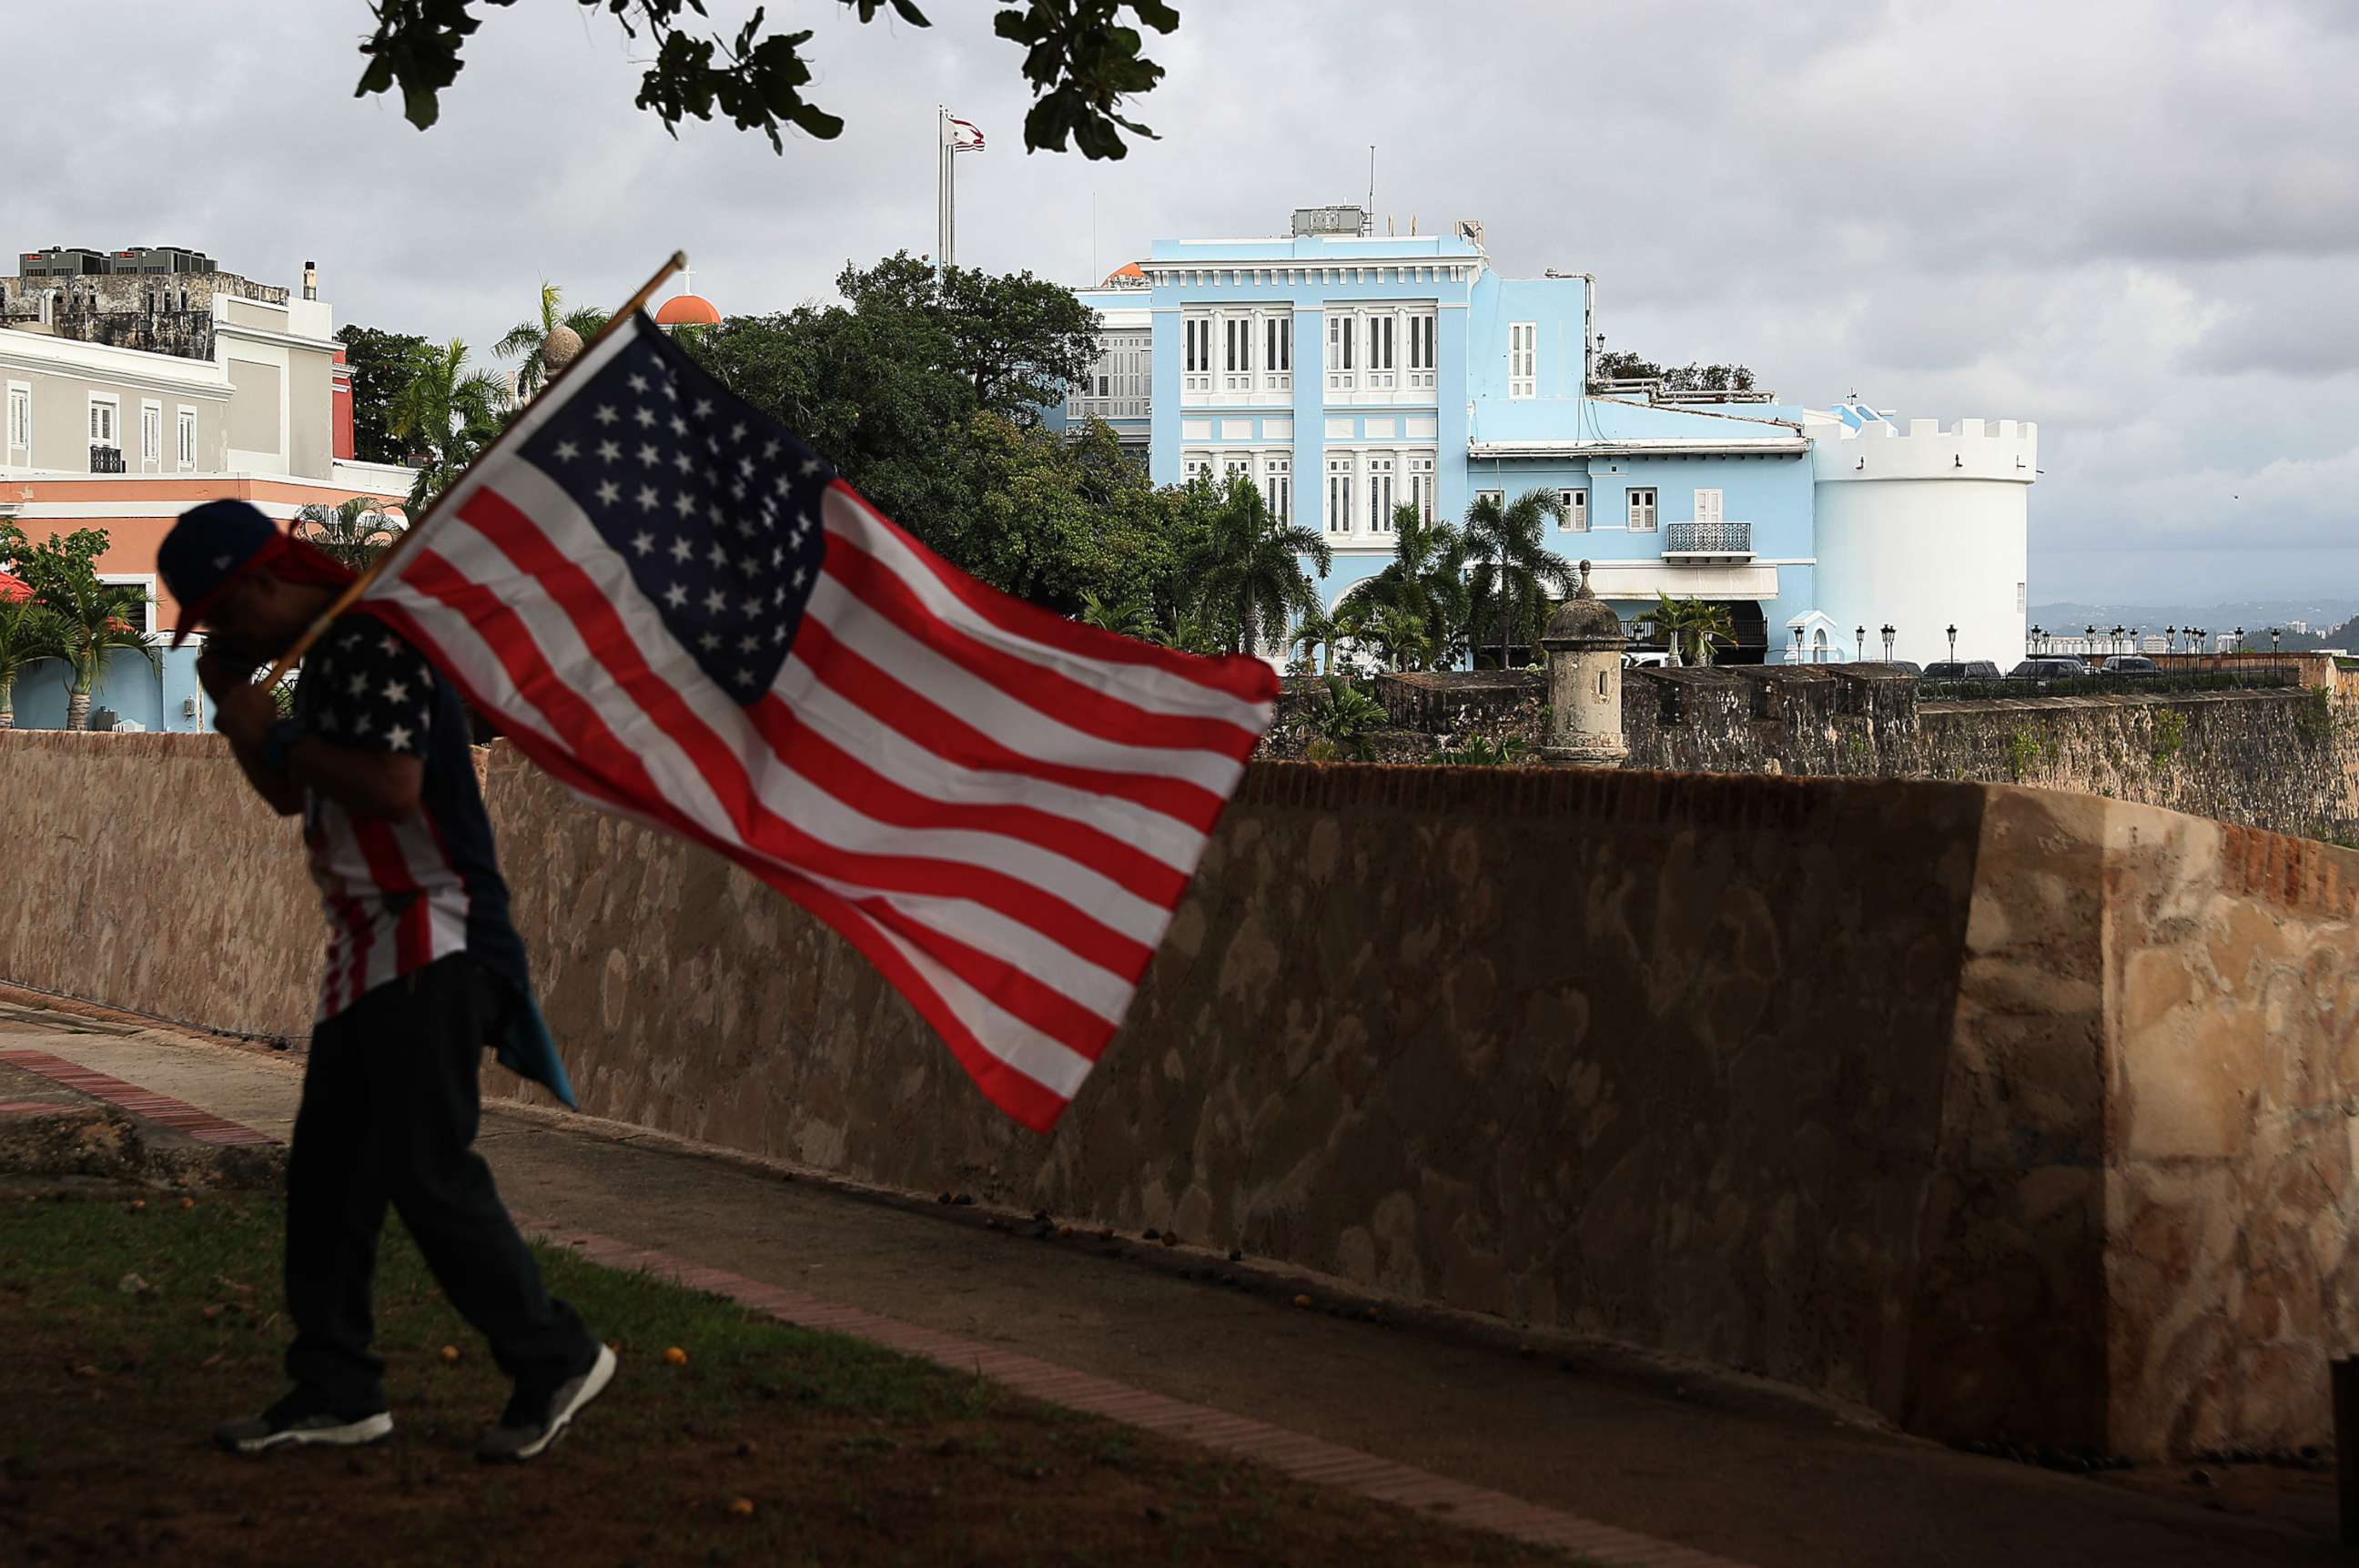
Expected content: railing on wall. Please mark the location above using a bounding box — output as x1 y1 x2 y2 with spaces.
89 443 126 474
1664 521 1752 558
1917 663 2304 703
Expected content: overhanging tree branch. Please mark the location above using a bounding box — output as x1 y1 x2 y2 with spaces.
357 0 1178 157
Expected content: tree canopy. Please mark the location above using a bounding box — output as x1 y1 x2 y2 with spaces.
683 254 1127 600
339 324 433 464
357 0 1179 158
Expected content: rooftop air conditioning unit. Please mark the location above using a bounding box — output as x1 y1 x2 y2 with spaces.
1291 205 1369 238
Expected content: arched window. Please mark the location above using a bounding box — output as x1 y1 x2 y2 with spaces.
1812 628 1828 663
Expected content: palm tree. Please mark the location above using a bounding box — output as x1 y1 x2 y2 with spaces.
1357 501 1470 669
1302 674 1387 763
0 597 64 731
1189 474 1332 659
390 339 510 513
1287 602 1338 676
1647 593 1737 667
1078 587 1158 642
1154 609 1225 657
46 578 157 731
1367 603 1438 672
1463 489 1575 672
497 282 612 399
290 496 405 575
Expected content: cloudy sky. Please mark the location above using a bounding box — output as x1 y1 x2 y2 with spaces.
16 1 2355 603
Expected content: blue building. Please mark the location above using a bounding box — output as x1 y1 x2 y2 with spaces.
1053 209 2038 668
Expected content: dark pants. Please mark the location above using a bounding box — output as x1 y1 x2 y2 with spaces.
284 954 592 1412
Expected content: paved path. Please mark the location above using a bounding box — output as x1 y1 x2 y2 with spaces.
0 1002 2337 1568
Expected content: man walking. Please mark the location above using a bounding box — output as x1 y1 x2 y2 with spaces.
160 499 613 1462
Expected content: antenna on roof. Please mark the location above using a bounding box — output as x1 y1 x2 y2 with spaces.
1367 146 1376 236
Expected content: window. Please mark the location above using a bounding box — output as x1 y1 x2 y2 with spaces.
177 407 197 470
1183 453 1213 483
1813 628 1828 664
1627 487 1657 531
5 384 28 460
1509 322 1536 399
88 395 120 449
1367 454 1395 533
1407 311 1437 388
1070 330 1151 420
1221 318 1256 391
1371 316 1394 370
1559 489 1589 531
1265 316 1291 374
1693 488 1723 526
1408 454 1436 522
1326 314 1356 391
1474 488 1503 511
140 401 162 470
1183 317 1213 394
1222 453 1254 490
1326 457 1353 535
100 578 153 636
1263 455 1291 522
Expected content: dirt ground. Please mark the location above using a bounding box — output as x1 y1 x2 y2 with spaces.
0 1187 1570 1566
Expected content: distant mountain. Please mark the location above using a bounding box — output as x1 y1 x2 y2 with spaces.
2030 599 2359 636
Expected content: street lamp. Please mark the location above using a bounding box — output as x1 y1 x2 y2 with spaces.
1790 627 1804 664
2165 624 2178 653
2232 626 2245 655
2084 624 2097 654
1880 623 1895 661
1856 624 1866 661
1946 623 1958 662
2272 627 2283 654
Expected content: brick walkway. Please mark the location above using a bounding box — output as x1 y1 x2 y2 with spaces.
0 1048 278 1147
0 1045 1746 1567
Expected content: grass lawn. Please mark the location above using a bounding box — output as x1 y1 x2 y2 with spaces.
0 1186 1571 1565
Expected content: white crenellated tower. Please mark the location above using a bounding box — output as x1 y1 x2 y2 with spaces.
1807 415 2038 669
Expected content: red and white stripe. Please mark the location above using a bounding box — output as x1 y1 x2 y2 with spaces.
307 796 471 1021
362 316 1274 1129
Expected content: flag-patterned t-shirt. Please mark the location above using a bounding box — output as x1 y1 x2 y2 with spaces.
292 612 518 1022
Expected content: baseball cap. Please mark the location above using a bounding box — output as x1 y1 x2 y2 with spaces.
158 500 281 647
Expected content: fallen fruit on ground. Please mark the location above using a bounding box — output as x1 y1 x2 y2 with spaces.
663 1346 689 1366
440 1345 460 1364
727 1496 754 1516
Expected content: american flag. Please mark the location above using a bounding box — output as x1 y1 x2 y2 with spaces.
359 311 1276 1130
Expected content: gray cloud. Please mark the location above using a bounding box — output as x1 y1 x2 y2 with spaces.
8 0 2355 603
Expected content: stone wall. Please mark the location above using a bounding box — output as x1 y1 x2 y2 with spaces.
3 727 2354 1457
1625 666 2359 845
1318 663 2359 845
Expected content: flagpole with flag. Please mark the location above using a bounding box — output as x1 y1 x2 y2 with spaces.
309 264 1273 1134
937 106 984 280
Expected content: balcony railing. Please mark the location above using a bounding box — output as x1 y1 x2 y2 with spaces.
89 443 126 474
1663 520 1752 559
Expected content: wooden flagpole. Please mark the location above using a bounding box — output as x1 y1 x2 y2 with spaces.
259 250 687 685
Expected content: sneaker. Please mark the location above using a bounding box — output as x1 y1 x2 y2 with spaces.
475 1342 616 1463
215 1389 393 1454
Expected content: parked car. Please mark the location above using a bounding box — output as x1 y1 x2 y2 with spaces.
1920 660 2001 680
2099 654 2161 676
2005 657 2093 680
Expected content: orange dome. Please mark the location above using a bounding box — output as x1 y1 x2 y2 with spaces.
655 292 721 327
1101 261 1147 286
